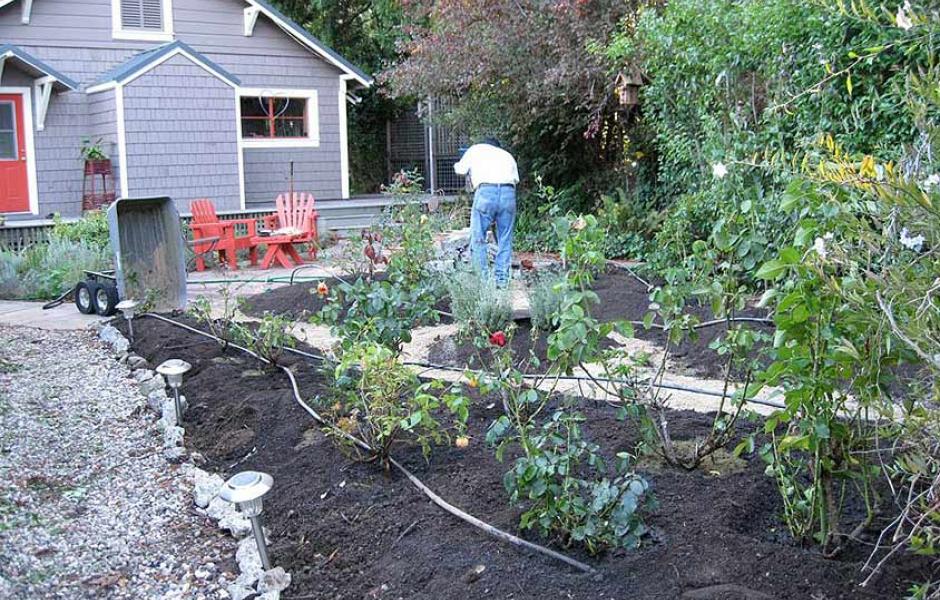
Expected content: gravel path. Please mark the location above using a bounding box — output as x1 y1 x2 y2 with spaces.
0 326 235 599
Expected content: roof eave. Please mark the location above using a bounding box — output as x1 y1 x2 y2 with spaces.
0 44 79 91
86 41 241 93
245 0 373 88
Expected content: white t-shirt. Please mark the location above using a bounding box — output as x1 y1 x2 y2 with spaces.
453 143 520 189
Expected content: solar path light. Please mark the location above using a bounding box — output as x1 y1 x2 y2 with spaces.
115 300 139 342
156 359 191 424
220 471 275 570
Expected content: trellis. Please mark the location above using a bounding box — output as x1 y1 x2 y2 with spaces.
386 98 468 193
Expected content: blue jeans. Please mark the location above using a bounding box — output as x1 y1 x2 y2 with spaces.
471 184 516 285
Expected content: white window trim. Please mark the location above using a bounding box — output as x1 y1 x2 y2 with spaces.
0 86 40 216
237 88 320 149
339 75 354 199
111 0 175 42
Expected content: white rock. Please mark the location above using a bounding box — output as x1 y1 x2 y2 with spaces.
127 354 149 370
226 583 255 600
207 497 251 538
140 374 166 397
258 592 280 600
235 537 264 587
194 470 224 509
147 389 167 414
164 445 186 461
100 325 130 354
258 567 291 594
134 369 155 383
164 425 184 450
160 398 179 428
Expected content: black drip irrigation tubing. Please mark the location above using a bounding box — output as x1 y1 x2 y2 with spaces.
138 313 597 575
281 347 786 411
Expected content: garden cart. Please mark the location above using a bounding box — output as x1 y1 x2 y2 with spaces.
74 269 121 316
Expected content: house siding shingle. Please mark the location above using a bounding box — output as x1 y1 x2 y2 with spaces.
0 0 350 218
123 54 240 210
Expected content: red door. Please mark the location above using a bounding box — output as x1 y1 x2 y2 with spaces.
0 93 30 213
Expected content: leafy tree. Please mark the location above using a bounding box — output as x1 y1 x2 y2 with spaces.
270 0 410 192
383 0 653 192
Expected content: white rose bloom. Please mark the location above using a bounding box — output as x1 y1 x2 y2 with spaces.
712 163 728 179
900 228 926 252
813 237 828 259
896 2 914 30
922 173 940 192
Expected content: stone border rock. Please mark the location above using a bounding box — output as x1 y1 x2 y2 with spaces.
98 323 292 600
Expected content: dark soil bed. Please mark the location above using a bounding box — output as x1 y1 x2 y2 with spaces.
124 316 928 600
243 268 772 379
243 273 451 325
428 267 774 379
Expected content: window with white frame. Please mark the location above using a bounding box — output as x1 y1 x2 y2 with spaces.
238 90 320 148
112 0 174 41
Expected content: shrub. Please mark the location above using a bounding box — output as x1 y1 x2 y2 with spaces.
527 270 567 332
0 213 113 301
51 212 111 249
0 250 26 299
501 409 652 555
0 238 111 301
230 313 297 368
188 288 243 349
316 276 440 354
324 342 469 465
445 270 512 335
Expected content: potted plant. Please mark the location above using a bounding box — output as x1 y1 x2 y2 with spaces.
81 138 115 211
81 138 111 175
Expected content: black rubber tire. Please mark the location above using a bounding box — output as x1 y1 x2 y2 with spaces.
75 281 99 315
93 283 120 317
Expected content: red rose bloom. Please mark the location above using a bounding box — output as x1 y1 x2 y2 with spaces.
489 331 507 348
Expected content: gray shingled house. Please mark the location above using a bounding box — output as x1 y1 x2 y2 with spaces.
0 0 371 221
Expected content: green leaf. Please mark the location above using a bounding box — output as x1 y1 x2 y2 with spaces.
755 259 787 280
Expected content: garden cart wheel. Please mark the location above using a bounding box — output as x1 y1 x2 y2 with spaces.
93 283 120 317
75 281 99 315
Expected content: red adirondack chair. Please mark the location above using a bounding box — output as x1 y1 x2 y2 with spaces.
189 199 259 271
252 193 319 269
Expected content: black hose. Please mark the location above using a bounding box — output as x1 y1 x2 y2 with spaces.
42 285 74 310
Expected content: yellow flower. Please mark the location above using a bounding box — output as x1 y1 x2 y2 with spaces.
455 436 470 449
337 416 357 434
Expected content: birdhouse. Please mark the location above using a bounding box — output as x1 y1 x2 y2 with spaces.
615 66 645 107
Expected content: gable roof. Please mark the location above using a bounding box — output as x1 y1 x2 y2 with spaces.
87 41 241 92
0 44 79 90
1 0 373 87
246 0 372 87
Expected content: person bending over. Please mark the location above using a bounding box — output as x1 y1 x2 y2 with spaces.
454 138 520 288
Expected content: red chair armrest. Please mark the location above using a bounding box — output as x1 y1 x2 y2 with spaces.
191 221 233 231
223 218 258 237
